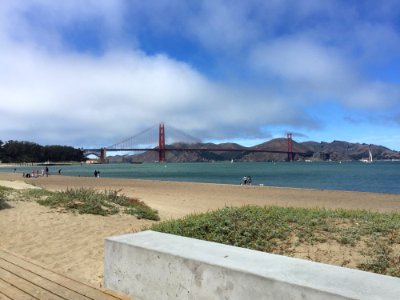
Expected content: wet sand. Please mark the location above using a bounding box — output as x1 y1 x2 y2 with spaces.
1 172 400 286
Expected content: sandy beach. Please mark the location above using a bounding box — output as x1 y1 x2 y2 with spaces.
1 172 400 287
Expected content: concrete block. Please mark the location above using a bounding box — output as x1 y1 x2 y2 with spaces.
105 230 400 300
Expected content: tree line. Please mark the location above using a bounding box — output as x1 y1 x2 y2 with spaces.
0 140 85 163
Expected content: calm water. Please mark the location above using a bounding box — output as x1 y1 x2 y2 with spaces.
2 161 400 194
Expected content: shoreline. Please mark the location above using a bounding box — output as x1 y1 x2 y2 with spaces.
2 170 400 196
1 172 400 287
2 172 400 216
1 160 400 195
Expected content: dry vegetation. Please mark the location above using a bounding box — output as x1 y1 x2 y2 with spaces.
151 205 400 277
1 187 159 220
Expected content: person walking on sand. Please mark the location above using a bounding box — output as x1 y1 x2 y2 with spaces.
45 167 49 177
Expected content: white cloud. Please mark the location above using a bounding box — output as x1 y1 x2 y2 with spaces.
347 82 399 108
0 0 126 52
0 0 399 150
251 38 352 86
351 23 400 65
250 36 400 109
0 35 306 147
186 1 259 53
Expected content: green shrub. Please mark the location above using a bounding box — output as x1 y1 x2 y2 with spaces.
151 205 400 277
37 188 159 220
0 186 13 209
126 205 160 221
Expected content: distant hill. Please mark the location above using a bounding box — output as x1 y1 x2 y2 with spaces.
107 139 400 163
304 140 400 161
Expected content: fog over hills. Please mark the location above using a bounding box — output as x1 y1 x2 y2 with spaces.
107 139 400 163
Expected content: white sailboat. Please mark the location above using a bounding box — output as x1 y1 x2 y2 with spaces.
360 149 373 163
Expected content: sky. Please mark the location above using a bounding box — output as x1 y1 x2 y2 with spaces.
1 1 400 150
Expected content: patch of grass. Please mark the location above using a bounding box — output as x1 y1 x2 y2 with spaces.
358 242 391 274
1 184 160 221
36 188 159 220
150 205 400 277
22 189 53 198
0 186 14 209
15 189 54 201
126 205 160 221
0 188 6 201
0 187 53 202
1 186 159 220
104 190 160 220
37 188 115 216
0 190 8 210
0 186 13 197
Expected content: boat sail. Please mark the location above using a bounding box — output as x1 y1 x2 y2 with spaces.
360 149 373 163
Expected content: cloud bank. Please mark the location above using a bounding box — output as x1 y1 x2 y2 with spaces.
0 1 399 149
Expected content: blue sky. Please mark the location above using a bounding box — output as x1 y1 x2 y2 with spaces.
0 1 399 150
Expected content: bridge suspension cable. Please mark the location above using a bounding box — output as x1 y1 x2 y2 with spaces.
107 123 202 150
165 125 202 145
107 124 158 149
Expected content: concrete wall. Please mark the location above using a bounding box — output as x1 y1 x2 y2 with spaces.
104 230 400 300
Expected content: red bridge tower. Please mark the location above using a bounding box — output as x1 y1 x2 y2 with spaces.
287 133 293 161
159 122 166 162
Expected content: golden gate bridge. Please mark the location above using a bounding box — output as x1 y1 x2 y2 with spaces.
83 123 313 163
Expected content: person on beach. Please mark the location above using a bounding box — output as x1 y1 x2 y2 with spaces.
94 170 98 178
45 167 49 177
58 169 62 175
247 176 252 185
241 176 252 185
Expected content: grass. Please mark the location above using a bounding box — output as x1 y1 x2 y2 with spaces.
0 187 9 209
17 189 53 201
0 186 13 196
150 205 400 277
1 186 159 220
37 188 160 220
37 188 119 216
0 186 14 209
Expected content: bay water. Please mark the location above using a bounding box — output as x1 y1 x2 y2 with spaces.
2 161 400 194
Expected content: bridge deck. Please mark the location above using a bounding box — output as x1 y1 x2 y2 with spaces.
85 148 313 156
0 249 131 300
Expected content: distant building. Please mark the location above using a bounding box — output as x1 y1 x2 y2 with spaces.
85 159 99 164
